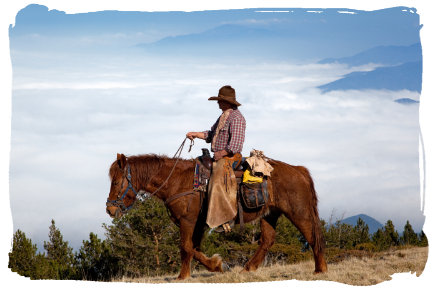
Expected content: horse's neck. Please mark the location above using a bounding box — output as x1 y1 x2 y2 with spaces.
133 158 187 200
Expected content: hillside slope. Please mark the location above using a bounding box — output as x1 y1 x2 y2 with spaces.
71 246 434 288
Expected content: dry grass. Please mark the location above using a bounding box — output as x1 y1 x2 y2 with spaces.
112 246 428 285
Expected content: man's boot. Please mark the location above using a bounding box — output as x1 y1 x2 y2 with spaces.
214 220 235 233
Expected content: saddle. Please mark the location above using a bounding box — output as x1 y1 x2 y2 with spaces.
196 149 269 232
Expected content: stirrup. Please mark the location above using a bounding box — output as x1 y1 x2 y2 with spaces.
214 220 234 233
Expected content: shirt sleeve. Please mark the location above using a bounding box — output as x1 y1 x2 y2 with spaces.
202 118 219 143
225 116 246 154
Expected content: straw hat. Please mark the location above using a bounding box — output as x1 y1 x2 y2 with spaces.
208 85 241 106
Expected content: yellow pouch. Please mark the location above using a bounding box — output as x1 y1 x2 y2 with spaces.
242 166 263 183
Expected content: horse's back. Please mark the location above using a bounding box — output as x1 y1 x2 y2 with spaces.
269 160 313 186
266 160 318 213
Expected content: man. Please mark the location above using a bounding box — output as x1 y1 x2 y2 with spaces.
186 85 246 233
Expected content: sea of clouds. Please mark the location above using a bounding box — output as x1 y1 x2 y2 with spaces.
9 51 423 251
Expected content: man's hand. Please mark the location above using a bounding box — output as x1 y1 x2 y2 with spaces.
186 132 205 140
214 150 229 161
186 132 196 140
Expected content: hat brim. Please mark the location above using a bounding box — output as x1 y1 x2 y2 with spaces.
208 96 241 106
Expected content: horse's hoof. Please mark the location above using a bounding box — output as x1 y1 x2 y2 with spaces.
222 261 231 272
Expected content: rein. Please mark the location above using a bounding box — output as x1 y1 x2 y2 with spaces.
149 137 194 196
107 138 194 214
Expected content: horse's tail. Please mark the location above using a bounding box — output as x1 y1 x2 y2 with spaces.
296 166 325 257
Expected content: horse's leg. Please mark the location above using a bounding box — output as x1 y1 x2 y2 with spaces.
241 212 281 272
191 225 228 273
177 218 196 280
282 211 327 273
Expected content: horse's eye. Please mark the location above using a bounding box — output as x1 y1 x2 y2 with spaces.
113 181 119 186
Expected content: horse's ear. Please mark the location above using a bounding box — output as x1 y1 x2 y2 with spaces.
117 153 127 169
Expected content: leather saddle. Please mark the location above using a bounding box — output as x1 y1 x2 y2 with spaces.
196 149 269 210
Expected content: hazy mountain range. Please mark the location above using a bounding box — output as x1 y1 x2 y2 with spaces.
134 24 434 92
317 43 422 67
394 98 420 105
317 61 422 93
341 214 384 233
133 24 303 60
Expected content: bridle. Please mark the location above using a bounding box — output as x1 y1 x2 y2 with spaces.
106 138 194 217
106 164 138 215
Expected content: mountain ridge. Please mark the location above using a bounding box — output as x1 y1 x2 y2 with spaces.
317 43 422 67
394 98 420 105
140 24 286 46
133 24 291 58
341 214 384 233
317 61 422 93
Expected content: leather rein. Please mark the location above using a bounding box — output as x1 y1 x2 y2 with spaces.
107 138 195 214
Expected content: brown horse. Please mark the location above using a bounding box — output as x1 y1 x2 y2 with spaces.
106 153 327 280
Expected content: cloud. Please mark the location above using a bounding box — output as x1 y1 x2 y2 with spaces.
9 51 423 252
413 21 432 28
220 17 332 26
221 18 292 26
28 33 42 38
10 30 171 53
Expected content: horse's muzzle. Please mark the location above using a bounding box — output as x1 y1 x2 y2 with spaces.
106 203 122 218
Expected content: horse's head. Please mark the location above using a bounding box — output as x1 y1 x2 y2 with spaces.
106 153 138 218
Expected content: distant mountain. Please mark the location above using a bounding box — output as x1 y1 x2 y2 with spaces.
134 24 289 58
317 43 422 67
394 98 420 105
341 214 384 234
317 61 422 93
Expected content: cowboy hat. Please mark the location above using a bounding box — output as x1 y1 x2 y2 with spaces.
208 85 241 106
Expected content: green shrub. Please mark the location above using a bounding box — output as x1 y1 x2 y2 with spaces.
325 247 341 261
75 232 119 281
1 230 55 287
355 243 376 252
420 219 434 247
103 196 181 278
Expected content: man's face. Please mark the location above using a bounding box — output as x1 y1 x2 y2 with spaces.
218 100 232 111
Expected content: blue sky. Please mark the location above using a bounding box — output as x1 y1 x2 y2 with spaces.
0 0 434 27
9 4 421 59
2 1 434 286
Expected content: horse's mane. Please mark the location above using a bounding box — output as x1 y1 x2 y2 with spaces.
109 154 194 191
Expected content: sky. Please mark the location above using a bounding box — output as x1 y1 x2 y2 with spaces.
8 4 422 62
2 1 434 286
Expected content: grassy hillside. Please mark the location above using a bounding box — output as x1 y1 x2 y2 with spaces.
112 246 428 285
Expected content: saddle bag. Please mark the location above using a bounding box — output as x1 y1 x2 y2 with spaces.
240 179 269 209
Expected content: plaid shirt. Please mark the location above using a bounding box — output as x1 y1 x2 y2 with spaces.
203 108 246 154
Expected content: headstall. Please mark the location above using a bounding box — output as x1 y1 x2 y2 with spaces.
106 138 194 216
106 164 138 214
